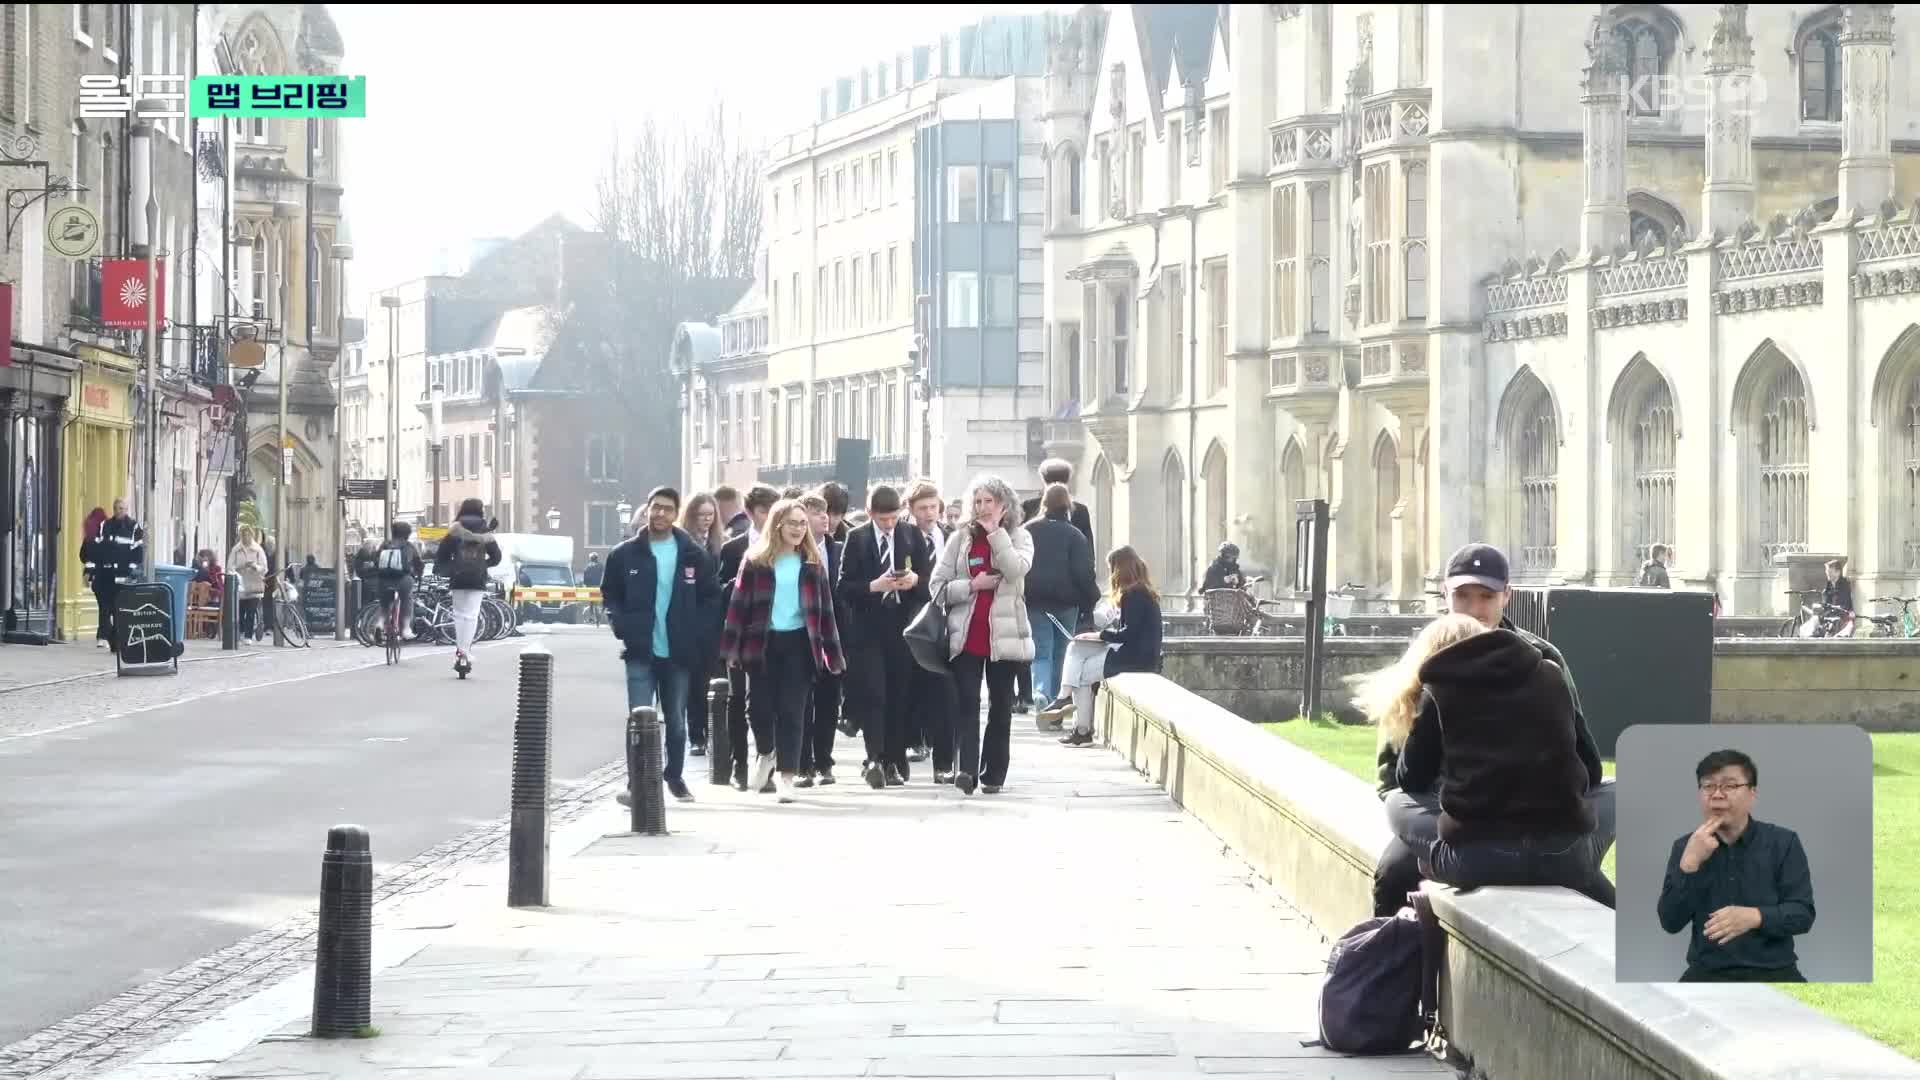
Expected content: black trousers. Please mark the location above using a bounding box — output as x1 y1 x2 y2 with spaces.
1680 963 1806 983
685 652 714 749
1015 661 1033 705
855 630 916 770
911 663 956 773
799 672 841 774
93 580 119 642
238 597 261 639
749 630 813 774
727 664 751 779
1374 785 1618 916
1427 833 1615 908
951 652 1018 786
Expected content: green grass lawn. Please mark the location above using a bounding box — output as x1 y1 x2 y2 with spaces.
1261 716 1918 1060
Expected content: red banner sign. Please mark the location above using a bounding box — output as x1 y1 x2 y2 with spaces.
100 258 167 330
1 282 12 367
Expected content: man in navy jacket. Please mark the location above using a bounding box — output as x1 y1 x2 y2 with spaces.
603 486 719 802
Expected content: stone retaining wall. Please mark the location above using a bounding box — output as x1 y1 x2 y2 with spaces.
1094 674 1920 1080
1163 636 1920 730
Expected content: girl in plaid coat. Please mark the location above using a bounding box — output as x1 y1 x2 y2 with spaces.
718 499 848 802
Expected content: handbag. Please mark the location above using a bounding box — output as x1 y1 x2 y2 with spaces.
903 593 951 673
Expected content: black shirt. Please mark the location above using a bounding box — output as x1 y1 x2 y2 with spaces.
1656 818 1814 976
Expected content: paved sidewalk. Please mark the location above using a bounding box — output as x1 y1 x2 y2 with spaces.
120 726 1455 1080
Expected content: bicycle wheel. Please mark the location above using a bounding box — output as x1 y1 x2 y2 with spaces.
385 599 403 665
353 601 383 647
486 596 517 640
277 601 310 648
479 599 502 642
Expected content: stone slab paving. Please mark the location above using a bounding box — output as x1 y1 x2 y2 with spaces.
154 725 1458 1080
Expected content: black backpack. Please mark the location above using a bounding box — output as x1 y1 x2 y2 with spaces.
1306 892 1445 1056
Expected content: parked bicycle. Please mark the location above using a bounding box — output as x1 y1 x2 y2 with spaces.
271 575 310 648
1863 596 1920 639
1778 588 1855 638
353 575 516 649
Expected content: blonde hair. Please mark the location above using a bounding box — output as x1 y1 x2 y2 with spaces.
745 499 824 570
1347 614 1488 750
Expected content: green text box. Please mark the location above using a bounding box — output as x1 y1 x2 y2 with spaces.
190 76 365 118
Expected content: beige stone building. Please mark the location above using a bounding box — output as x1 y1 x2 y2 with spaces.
1042 4 1920 613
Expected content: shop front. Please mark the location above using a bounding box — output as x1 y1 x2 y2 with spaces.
57 346 137 641
1 347 79 642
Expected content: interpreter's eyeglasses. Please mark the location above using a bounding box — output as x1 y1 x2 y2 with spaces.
1698 781 1752 795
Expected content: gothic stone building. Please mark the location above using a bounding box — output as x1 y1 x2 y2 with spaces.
1040 4 1920 614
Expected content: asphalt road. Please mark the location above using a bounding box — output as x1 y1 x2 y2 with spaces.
0 628 630 1046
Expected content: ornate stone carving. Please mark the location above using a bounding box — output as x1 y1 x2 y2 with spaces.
1047 13 1084 77
1304 356 1331 384
1582 8 1629 96
1482 312 1571 342
1705 4 1753 72
1271 4 1303 19
1272 129 1297 166
1593 297 1690 329
1348 14 1375 100
1840 3 1896 45
1400 343 1427 375
1853 267 1920 298
1711 280 1825 314
1109 63 1126 124
1302 127 1334 160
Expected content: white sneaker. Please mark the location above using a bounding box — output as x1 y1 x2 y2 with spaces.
750 754 776 794
775 773 797 803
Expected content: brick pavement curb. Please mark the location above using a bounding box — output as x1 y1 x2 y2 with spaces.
0 640 363 696
0 755 634 1080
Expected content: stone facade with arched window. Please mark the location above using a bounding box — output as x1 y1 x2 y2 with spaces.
1035 4 1920 611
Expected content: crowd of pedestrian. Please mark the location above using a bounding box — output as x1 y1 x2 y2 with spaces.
601 461 1159 806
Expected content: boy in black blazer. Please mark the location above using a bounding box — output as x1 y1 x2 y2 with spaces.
836 484 933 789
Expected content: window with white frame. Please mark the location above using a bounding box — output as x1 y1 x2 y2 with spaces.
718 394 731 459
866 382 880 444
750 392 762 459
834 260 845 330
693 392 707 448
787 391 803 464
770 280 779 343
586 433 623 481
791 180 802 231
1273 184 1298 337
988 166 1012 222
817 172 829 218
1615 15 1670 118
1404 163 1428 320
882 377 897 453
1207 261 1228 394
1208 106 1230 192
1166 119 1183 203
1128 127 1145 213
768 392 782 464
1165 266 1185 399
771 189 780 234
868 153 881 209
887 246 898 318
1364 163 1391 325
1799 16 1842 122
1094 137 1111 221
587 503 624 549
948 165 978 222
1308 182 1331 333
947 272 980 328
870 252 883 321
813 388 829 460
851 258 863 327
831 386 846 455
888 148 899 203
816 266 828 331
835 166 846 218
1111 286 1130 395
851 160 864 215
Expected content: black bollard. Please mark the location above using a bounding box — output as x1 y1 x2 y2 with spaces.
222 571 239 651
706 677 732 786
625 706 667 835
312 824 372 1038
508 643 553 908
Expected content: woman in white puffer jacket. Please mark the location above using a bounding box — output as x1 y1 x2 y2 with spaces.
928 474 1034 795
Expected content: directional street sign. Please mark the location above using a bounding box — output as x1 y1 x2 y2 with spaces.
342 478 389 501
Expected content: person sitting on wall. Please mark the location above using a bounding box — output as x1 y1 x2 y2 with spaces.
1367 542 1618 917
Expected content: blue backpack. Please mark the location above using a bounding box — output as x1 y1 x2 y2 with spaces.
1307 892 1444 1056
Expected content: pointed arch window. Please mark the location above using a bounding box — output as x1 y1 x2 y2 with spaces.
1800 24 1842 122
1372 435 1400 585
1514 393 1559 572
1752 364 1810 568
1615 17 1670 117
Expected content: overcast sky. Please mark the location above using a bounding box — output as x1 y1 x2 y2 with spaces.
327 3 1063 316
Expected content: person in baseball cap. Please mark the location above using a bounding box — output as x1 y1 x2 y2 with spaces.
1364 540 1618 917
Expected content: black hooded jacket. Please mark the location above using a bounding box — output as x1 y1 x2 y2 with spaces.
1404 629 1598 844
1025 510 1098 614
433 516 503 591
602 526 719 666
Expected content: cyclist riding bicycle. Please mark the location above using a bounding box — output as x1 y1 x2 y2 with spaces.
376 521 425 641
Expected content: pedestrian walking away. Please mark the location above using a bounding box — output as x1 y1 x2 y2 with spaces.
434 499 503 677
719 499 847 804
1024 483 1100 713
679 492 729 756
604 486 720 803
81 499 144 649
929 474 1035 796
837 483 934 790
715 484 780 790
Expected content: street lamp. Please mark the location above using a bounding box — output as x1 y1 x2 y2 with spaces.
130 120 159 579
615 498 634 543
545 506 561 532
378 294 401 527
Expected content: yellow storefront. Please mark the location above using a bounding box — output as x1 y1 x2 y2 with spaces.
57 346 138 641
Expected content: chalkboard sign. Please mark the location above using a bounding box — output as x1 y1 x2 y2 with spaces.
300 569 341 635
115 582 180 674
